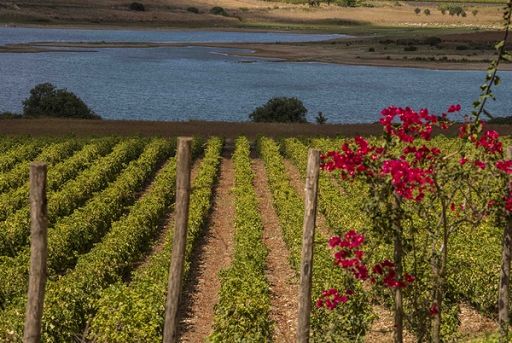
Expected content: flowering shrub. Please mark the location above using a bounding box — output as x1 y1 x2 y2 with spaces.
319 104 508 342
316 229 415 312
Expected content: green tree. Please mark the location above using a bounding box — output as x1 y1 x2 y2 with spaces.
22 83 100 119
249 97 308 123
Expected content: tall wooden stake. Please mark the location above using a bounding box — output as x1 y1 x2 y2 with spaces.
297 149 320 343
23 163 48 343
499 146 512 342
163 137 192 343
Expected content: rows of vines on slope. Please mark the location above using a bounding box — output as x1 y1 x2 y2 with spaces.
87 137 222 343
0 138 175 309
210 136 272 341
0 138 50 173
258 137 373 342
0 136 24 156
0 138 147 257
0 138 207 342
0 139 84 194
0 137 119 221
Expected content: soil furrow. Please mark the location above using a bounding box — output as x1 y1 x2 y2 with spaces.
253 158 299 343
135 160 202 271
177 146 235 342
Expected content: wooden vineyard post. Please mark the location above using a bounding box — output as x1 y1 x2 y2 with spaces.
23 163 48 343
499 146 512 342
297 149 320 343
163 137 192 343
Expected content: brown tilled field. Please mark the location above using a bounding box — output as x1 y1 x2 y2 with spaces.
2 118 512 138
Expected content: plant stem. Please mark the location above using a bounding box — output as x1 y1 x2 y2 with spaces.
392 195 404 343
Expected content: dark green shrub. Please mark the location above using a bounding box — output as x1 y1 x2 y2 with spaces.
210 6 228 16
0 112 22 119
129 2 145 11
447 5 463 16
456 45 469 50
424 8 430 15
315 111 327 124
368 47 375 52
414 7 421 15
336 0 357 7
472 9 478 16
22 83 101 119
487 116 512 124
187 6 199 13
249 97 308 123
404 46 418 52
424 36 442 46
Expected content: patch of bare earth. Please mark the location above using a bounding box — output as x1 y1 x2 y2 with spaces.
176 145 235 342
458 303 498 340
364 305 415 343
253 158 299 343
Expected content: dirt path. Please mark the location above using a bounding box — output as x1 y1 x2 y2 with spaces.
253 159 299 343
458 303 498 340
177 146 235 343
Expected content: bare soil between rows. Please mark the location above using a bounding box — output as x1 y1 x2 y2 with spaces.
177 145 235 342
253 158 299 343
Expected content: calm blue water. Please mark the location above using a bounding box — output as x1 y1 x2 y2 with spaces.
0 27 511 123
0 27 347 45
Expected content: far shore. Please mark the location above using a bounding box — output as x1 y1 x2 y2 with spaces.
2 37 511 71
1 118 512 138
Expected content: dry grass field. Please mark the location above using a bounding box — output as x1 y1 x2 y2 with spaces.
0 0 506 31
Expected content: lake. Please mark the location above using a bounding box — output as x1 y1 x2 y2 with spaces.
0 27 510 123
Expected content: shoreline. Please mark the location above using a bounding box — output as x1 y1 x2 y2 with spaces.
2 39 510 71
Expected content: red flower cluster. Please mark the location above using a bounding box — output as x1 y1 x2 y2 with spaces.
315 288 353 310
319 230 416 311
371 260 415 289
329 230 368 281
447 104 461 113
380 106 440 142
321 136 383 179
505 192 512 213
476 130 503 154
429 304 440 316
474 160 486 170
381 159 433 201
496 160 512 174
402 145 441 164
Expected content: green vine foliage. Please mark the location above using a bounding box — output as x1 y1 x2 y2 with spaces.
87 137 221 343
260 137 373 342
471 0 512 129
210 136 273 342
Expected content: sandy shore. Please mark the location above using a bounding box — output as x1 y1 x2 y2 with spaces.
2 33 510 71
